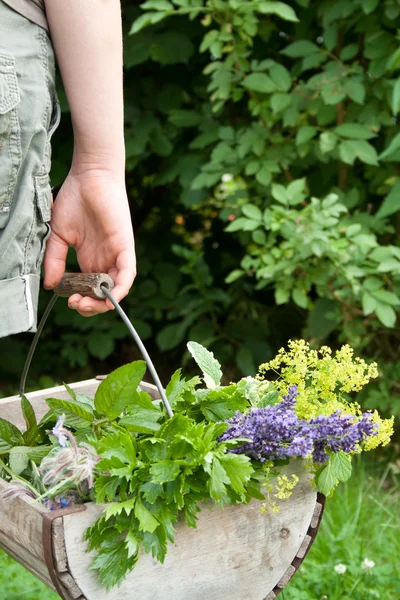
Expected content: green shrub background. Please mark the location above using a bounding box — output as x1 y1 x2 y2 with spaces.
1 0 399 431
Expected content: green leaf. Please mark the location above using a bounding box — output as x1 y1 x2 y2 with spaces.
269 64 292 92
392 79 400 115
281 40 319 58
345 80 365 104
376 182 400 219
105 498 136 520
134 497 159 533
90 538 138 591
219 454 254 496
46 398 95 423
296 126 317 146
187 341 222 388
225 269 245 284
375 304 397 328
271 183 289 204
256 166 272 186
119 410 162 434
242 204 262 221
347 140 379 165
21 396 37 431
319 131 337 154
140 0 173 10
130 12 168 35
331 452 352 482
0 418 23 452
339 141 357 165
94 361 147 419
156 322 187 351
292 288 308 309
242 73 276 94
275 288 290 305
371 289 400 305
150 460 180 484
257 1 299 22
335 124 376 140
207 457 230 502
379 133 400 161
9 446 30 475
317 460 336 496
168 109 203 128
362 292 376 316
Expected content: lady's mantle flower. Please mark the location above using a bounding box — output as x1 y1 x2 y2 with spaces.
361 558 375 571
334 563 347 574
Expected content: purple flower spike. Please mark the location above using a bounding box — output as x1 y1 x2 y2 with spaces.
218 385 378 465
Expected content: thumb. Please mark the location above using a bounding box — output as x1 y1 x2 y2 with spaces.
43 231 69 289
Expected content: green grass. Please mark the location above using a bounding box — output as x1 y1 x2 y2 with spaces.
0 458 398 600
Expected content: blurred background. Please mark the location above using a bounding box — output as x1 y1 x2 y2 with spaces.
0 1 399 598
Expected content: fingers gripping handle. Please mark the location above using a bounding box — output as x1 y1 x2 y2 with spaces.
54 273 115 299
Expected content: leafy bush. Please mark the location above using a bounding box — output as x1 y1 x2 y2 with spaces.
2 0 400 417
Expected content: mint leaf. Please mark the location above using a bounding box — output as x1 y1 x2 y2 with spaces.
187 341 222 388
94 360 147 418
331 451 352 482
134 497 159 533
119 411 162 433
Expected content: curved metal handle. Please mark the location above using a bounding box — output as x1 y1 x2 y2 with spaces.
20 273 173 418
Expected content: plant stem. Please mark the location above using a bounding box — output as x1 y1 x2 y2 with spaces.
0 458 40 498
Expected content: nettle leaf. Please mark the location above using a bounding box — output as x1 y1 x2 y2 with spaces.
187 341 222 388
331 452 352 483
94 361 147 418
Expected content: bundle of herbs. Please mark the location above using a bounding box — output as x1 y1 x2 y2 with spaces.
0 340 393 589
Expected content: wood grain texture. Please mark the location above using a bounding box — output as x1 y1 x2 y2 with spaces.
54 273 114 300
0 378 158 429
62 460 317 600
0 379 326 600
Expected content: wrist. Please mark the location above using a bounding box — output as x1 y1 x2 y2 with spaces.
70 149 126 180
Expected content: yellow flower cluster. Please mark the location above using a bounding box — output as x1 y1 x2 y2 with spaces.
363 412 394 451
258 339 393 452
274 473 299 500
258 339 379 419
260 469 299 514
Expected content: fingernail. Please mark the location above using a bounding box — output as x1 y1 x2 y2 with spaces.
69 302 78 310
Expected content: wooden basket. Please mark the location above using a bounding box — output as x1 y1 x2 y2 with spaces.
0 378 324 600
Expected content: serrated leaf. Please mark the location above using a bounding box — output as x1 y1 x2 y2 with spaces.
46 398 95 422
0 418 23 452
330 452 352 483
269 64 292 91
208 456 230 502
187 341 222 388
219 454 254 496
94 361 147 418
119 409 162 433
105 498 136 520
134 497 159 533
150 460 180 484
317 460 336 496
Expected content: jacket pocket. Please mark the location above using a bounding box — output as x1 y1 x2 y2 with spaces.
0 53 21 229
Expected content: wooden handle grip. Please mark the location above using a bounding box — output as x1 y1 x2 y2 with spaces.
53 273 115 300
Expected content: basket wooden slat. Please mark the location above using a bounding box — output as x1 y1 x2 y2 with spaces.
0 380 325 600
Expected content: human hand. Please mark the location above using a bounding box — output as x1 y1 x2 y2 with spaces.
43 169 136 316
